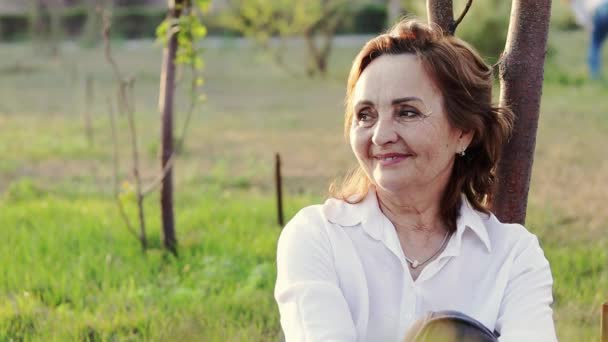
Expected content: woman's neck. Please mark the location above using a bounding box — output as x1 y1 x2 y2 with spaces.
375 186 447 243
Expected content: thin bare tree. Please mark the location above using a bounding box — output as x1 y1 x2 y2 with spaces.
103 12 148 251
427 0 552 224
102 3 205 254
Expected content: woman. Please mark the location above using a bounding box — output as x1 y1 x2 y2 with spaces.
275 19 556 341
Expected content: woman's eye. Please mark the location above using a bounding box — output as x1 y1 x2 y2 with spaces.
398 108 421 119
357 111 373 122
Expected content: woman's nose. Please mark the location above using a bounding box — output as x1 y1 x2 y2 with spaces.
371 117 398 146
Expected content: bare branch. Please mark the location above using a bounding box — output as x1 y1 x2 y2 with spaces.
143 154 175 196
102 10 122 83
124 78 148 250
107 97 139 241
262 38 300 77
452 0 473 35
103 9 147 250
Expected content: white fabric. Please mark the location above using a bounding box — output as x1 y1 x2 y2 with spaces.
571 0 608 29
275 189 557 341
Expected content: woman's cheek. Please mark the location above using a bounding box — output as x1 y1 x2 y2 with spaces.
351 130 370 157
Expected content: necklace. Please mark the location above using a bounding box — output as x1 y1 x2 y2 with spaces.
404 230 451 269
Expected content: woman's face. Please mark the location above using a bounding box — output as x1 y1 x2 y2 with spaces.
350 54 471 195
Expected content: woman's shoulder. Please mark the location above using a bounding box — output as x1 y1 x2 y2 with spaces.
284 197 359 230
279 197 364 243
277 198 362 267
481 211 547 258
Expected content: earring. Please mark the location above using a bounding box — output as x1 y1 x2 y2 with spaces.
458 150 466 157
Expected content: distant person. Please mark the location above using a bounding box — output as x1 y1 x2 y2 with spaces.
274 18 557 341
570 0 608 79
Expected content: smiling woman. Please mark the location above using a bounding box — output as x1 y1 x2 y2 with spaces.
349 53 466 208
274 18 557 342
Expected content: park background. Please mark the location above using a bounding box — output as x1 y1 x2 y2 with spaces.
0 0 606 340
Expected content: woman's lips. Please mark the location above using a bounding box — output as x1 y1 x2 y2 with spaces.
374 153 411 166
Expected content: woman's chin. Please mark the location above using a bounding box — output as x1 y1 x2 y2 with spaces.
372 178 410 193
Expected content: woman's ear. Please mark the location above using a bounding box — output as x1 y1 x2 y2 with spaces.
458 130 474 153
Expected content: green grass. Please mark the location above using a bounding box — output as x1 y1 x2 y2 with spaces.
1 6 608 339
0 184 317 341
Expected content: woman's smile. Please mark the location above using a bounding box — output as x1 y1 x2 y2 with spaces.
373 152 412 166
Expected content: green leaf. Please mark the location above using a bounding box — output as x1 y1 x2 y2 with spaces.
196 0 211 13
194 58 204 70
155 19 169 44
193 26 207 38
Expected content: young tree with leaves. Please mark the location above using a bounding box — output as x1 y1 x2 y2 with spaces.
157 0 209 255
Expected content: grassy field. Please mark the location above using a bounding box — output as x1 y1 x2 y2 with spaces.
1 10 608 341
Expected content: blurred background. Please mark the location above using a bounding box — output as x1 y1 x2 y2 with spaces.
0 0 606 340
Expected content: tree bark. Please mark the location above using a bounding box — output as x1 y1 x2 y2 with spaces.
494 0 552 224
158 0 183 255
427 0 453 33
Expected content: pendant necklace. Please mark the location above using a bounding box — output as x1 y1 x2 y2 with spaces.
405 230 451 269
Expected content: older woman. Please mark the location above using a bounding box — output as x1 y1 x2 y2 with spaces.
275 19 556 341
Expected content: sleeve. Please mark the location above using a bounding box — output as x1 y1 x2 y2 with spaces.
495 233 558 342
274 209 357 342
570 0 593 30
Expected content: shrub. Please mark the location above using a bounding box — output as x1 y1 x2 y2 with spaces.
3 178 46 202
111 6 167 39
0 15 29 41
0 6 167 42
352 3 387 34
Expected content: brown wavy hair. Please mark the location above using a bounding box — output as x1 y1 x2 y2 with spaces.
329 18 514 232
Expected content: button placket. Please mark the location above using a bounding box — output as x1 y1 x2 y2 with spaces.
399 275 417 336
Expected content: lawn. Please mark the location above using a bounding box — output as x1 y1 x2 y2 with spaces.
1 17 607 341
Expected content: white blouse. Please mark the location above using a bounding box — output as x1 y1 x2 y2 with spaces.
570 0 608 29
275 190 557 341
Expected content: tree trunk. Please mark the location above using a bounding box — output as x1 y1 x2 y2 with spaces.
494 0 551 224
81 0 104 46
304 31 327 77
158 0 183 256
427 0 453 33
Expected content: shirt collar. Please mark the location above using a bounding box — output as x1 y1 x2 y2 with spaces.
323 190 385 240
322 189 492 253
451 195 492 254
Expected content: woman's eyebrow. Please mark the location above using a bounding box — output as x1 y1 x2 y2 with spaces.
392 96 423 105
354 100 375 108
